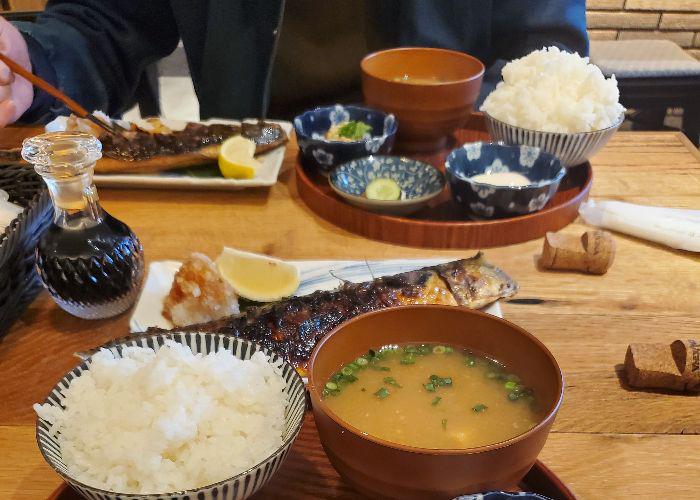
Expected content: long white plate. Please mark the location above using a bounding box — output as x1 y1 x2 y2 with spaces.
48 118 292 191
130 257 503 333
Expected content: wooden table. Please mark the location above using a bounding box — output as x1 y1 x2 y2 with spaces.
1 129 699 499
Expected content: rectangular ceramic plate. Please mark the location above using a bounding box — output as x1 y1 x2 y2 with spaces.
90 119 292 191
130 256 503 333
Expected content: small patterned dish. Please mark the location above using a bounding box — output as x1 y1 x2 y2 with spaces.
294 104 397 175
484 112 623 167
445 142 566 219
35 332 307 500
329 156 445 216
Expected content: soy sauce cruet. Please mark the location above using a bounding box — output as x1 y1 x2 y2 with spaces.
22 132 144 319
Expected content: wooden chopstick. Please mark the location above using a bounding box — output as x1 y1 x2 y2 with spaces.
0 52 121 136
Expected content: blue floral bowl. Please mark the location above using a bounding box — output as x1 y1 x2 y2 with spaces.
329 156 445 216
294 104 397 175
445 142 566 219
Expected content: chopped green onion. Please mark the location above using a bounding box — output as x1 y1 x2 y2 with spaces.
347 362 359 371
355 357 369 366
506 374 522 384
508 392 519 401
465 355 476 367
505 381 517 390
325 382 338 391
441 418 447 430
331 372 343 382
431 396 442 406
432 345 446 354
383 376 402 388
424 382 436 392
322 388 331 397
341 366 354 376
473 403 488 413
404 345 418 354
418 345 431 355
400 354 416 365
443 377 452 386
375 387 390 399
445 346 453 354
342 374 358 383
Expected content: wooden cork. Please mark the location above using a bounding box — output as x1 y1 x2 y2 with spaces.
539 230 615 275
625 339 700 392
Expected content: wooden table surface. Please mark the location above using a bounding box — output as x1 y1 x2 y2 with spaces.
0 128 699 499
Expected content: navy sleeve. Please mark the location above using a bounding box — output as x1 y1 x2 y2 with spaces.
12 0 179 123
479 0 588 104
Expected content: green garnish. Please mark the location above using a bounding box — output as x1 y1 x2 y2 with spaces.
375 387 390 399
383 377 402 388
400 354 416 365
473 403 488 413
325 382 338 391
444 346 453 354
424 383 436 392
432 345 446 354
341 366 354 376
429 375 453 387
355 357 369 366
508 392 520 401
441 418 448 430
404 345 418 354
417 344 431 355
431 396 442 406
337 120 372 140
465 355 476 367
505 381 517 390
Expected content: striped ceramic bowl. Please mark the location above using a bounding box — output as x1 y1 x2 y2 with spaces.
35 332 307 500
484 112 624 167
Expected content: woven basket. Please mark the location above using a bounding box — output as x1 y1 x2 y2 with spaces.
0 164 51 336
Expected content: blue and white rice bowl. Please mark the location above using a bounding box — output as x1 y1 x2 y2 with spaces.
294 104 397 175
35 333 307 500
484 112 624 167
445 142 566 219
329 155 445 216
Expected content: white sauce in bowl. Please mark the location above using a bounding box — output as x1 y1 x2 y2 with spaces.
470 172 531 187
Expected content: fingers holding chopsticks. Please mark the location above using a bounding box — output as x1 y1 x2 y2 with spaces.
0 16 33 127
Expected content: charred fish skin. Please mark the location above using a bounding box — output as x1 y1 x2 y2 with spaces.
169 253 518 369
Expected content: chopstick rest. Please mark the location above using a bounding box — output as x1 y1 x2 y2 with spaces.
625 339 700 392
539 230 615 274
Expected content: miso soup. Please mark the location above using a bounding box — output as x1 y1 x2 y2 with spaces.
323 344 541 449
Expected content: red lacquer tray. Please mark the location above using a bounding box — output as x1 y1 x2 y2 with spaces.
49 414 575 500
296 114 592 249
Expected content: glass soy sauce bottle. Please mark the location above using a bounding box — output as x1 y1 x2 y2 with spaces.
22 132 144 319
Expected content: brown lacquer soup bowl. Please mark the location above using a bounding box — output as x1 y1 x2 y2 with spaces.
307 306 564 499
361 47 484 152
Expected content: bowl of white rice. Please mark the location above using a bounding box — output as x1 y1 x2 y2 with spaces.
34 332 306 500
480 46 625 167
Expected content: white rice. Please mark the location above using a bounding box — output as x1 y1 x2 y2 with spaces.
34 341 287 494
480 46 625 133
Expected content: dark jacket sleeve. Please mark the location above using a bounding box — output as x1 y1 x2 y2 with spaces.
12 0 179 123
478 0 588 105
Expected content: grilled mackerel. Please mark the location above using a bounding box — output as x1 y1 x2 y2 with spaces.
89 253 516 370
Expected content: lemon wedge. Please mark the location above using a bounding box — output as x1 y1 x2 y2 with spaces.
215 247 300 302
218 136 261 179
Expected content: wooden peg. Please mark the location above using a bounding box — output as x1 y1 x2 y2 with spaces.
539 230 615 274
625 339 700 392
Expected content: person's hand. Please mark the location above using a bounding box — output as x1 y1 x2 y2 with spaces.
0 16 33 127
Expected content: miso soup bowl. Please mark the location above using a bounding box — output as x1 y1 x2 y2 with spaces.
307 306 564 500
361 47 484 152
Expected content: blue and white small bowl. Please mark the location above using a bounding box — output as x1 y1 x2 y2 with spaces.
294 104 397 175
329 155 445 216
445 142 566 219
35 332 307 500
